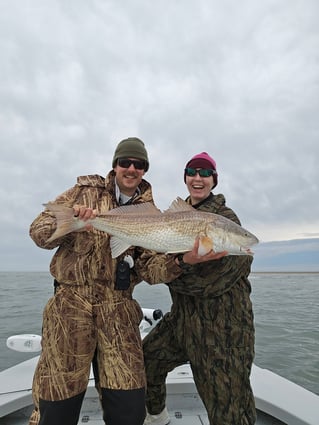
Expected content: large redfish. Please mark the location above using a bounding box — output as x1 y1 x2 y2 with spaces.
44 197 258 258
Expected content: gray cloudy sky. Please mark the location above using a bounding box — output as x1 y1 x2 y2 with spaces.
1 0 318 271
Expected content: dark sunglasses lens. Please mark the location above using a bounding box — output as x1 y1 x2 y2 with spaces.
118 159 131 168
132 160 145 170
199 169 213 177
185 168 196 176
185 168 214 177
118 159 145 170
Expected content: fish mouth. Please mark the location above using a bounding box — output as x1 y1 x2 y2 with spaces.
240 247 254 255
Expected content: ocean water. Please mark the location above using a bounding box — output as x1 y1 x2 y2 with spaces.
0 272 318 396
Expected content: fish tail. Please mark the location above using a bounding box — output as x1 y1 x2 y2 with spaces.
44 202 82 242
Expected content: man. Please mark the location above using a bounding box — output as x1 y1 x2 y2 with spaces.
28 137 184 425
143 152 256 425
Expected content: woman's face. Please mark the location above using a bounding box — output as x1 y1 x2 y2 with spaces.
185 168 214 205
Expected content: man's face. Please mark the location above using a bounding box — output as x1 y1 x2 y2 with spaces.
114 158 146 196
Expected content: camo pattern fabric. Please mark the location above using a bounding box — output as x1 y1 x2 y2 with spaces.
29 172 155 287
28 171 182 424
143 193 257 425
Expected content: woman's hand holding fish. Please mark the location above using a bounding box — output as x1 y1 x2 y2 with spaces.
179 237 227 266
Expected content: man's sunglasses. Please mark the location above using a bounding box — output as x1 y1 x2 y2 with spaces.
185 168 217 177
117 158 146 170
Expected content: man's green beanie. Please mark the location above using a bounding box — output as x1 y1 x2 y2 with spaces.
112 137 149 172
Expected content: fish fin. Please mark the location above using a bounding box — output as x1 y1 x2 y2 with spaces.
43 202 82 243
164 197 194 213
198 236 213 256
110 237 132 258
106 202 162 216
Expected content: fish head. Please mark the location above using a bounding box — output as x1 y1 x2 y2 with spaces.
207 217 259 255
233 227 259 255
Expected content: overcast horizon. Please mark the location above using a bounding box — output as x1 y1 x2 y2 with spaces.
1 0 318 271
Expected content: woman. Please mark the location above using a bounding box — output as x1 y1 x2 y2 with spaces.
143 152 256 425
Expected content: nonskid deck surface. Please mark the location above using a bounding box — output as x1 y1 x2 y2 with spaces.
0 388 287 425
78 394 210 425
74 394 286 425
74 414 285 425
0 364 289 425
0 360 311 425
79 412 209 425
0 408 286 425
0 405 211 425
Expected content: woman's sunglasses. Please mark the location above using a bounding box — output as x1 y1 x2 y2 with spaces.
117 158 146 170
185 168 217 177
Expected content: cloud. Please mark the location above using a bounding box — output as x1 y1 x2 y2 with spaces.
0 0 318 270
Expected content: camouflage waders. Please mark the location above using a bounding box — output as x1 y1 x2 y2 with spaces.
143 193 257 425
28 173 156 425
143 293 256 425
29 284 146 425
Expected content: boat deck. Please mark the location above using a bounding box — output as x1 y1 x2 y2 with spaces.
0 367 287 425
0 404 286 425
1 359 317 425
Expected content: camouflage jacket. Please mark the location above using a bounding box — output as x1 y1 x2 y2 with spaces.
29 171 181 295
166 193 255 347
167 192 253 298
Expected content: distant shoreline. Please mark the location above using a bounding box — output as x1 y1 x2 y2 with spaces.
252 271 319 274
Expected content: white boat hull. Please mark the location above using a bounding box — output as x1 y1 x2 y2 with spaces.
1 356 318 425
1 311 318 424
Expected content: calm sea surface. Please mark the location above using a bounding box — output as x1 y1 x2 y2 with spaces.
0 272 318 395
